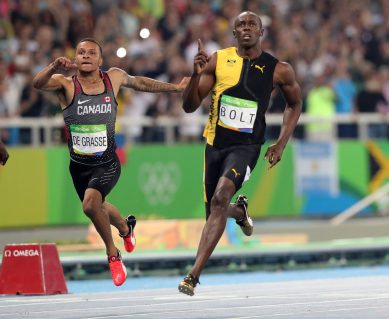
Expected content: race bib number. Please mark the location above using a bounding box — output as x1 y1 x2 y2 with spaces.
218 95 258 133
70 124 107 156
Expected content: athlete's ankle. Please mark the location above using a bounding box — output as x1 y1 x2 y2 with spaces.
233 205 245 221
188 273 200 284
118 221 129 237
190 269 201 280
107 248 119 257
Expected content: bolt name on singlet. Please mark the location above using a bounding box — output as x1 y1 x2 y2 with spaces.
218 95 258 133
77 103 112 115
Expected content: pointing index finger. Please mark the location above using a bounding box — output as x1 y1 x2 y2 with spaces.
197 39 204 52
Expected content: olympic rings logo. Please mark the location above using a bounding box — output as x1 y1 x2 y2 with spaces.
138 162 181 206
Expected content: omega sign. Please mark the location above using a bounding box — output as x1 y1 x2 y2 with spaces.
4 249 39 257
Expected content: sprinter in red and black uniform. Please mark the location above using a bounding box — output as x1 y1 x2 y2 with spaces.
179 12 302 296
33 38 188 287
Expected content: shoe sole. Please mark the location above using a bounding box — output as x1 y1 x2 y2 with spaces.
241 227 253 236
240 217 253 236
178 282 194 296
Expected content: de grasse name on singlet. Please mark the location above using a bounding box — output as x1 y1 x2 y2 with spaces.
77 103 112 115
70 124 107 156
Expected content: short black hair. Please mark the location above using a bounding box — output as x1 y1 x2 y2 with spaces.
78 37 103 56
234 11 263 29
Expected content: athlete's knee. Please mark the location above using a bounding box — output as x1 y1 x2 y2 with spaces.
82 196 98 217
210 191 230 213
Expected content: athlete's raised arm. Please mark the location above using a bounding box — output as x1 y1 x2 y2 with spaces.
32 57 77 91
182 39 216 113
107 67 188 95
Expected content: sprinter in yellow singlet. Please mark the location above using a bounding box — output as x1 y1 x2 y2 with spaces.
178 11 302 296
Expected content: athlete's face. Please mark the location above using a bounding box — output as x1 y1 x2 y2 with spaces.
75 41 102 72
233 13 263 48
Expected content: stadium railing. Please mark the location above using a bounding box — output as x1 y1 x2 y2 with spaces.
0 113 388 145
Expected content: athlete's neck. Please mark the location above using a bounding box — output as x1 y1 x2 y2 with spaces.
77 70 102 84
236 46 262 60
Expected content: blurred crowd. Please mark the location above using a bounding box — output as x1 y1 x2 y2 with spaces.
0 0 389 145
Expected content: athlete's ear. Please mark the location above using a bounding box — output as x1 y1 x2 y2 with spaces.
260 28 264 37
99 57 103 67
232 29 236 37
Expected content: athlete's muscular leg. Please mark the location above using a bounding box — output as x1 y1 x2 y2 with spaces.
83 188 117 256
206 201 245 221
102 202 129 235
204 183 242 225
191 176 236 279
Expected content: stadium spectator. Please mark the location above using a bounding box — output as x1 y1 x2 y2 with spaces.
356 67 388 138
333 59 357 139
305 73 336 140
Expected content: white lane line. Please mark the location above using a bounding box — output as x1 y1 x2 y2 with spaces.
0 299 84 308
1 287 387 309
83 303 389 319
2 294 389 318
228 304 389 318
3 297 82 302
0 291 296 308
0 294 184 308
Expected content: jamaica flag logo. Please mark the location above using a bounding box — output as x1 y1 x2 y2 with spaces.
367 141 389 192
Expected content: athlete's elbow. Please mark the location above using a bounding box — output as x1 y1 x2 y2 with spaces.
32 78 39 89
182 103 197 113
32 77 42 90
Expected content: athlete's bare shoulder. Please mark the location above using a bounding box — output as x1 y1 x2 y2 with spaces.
106 67 127 96
55 74 73 94
273 61 301 107
107 67 127 78
273 61 296 86
57 74 74 87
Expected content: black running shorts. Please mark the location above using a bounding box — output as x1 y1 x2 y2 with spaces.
204 143 261 203
69 154 121 201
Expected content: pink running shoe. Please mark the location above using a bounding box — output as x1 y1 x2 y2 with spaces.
108 250 127 286
120 215 136 253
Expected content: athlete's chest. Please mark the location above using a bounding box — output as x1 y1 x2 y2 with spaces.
73 93 115 118
218 58 273 85
78 81 105 95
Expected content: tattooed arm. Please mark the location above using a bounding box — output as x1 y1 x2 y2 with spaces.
107 67 188 96
127 75 189 93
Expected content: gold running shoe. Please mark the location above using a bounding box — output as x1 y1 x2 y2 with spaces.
178 274 199 296
235 195 253 236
